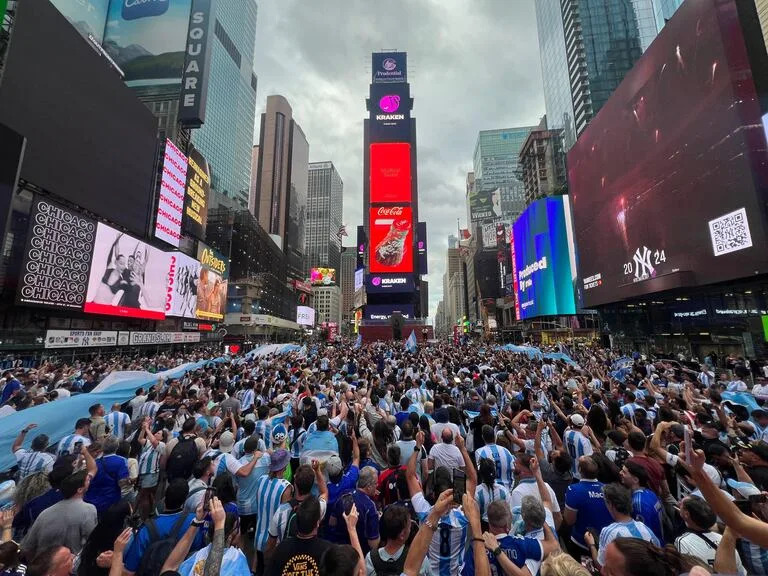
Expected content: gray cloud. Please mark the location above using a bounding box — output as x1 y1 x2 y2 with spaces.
252 0 544 319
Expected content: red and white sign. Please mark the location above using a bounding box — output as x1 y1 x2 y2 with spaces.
369 206 413 274
154 139 188 247
370 143 411 203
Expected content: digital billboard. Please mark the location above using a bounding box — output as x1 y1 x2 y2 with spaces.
364 304 414 321
166 252 200 318
183 146 211 240
102 0 192 88
569 0 768 307
372 52 407 84
416 221 428 275
155 139 187 247
370 143 411 203
354 268 364 292
296 306 315 326
310 267 336 285
50 0 109 43
84 223 171 320
468 188 502 222
512 197 577 320
369 83 411 142
366 274 415 294
196 242 228 321
369 206 413 274
17 198 96 310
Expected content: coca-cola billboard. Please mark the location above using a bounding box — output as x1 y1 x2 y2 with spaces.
368 206 413 274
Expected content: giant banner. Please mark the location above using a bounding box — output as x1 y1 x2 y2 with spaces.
196 242 228 321
166 251 200 318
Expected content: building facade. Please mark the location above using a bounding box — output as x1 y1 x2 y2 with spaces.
191 0 259 208
313 285 342 326
286 124 308 282
340 247 356 328
306 162 344 273
519 117 567 205
757 0 768 50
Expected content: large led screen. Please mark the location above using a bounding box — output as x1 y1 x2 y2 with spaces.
417 221 428 275
372 52 407 84
512 197 577 320
154 139 187 247
310 267 336 286
370 143 411 203
569 0 768 307
17 198 96 310
196 243 228 321
166 252 200 318
183 146 211 240
84 223 171 320
369 206 413 274
369 83 411 143
364 304 414 321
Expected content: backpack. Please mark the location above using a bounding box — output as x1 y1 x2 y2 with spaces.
282 497 302 540
165 436 198 482
370 546 408 576
136 514 187 576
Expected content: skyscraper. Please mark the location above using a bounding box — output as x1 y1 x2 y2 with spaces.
653 0 684 29
536 0 660 145
252 95 309 282
306 162 344 272
191 1 259 208
340 246 357 327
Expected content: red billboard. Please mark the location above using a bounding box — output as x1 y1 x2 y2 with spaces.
370 143 411 203
369 206 413 274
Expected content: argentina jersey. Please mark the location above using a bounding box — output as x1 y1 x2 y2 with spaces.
105 411 130 440
56 433 91 457
563 430 593 479
597 520 659 566
412 492 469 576
253 475 289 551
474 444 516 488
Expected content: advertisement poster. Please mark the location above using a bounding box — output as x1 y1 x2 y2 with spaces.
417 221 428 275
196 242 228 321
129 331 200 345
296 306 315 326
325 322 338 342
366 274 415 293
354 268 364 292
102 0 192 88
154 139 187 247
45 329 117 349
84 223 171 320
372 52 407 84
369 83 411 143
370 143 411 203
369 206 413 274
183 146 210 240
310 267 336 285
17 198 96 310
166 251 200 318
49 0 109 43
364 304 414 321
469 188 502 222
512 197 577 320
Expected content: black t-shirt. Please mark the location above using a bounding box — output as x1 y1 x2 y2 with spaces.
266 536 333 576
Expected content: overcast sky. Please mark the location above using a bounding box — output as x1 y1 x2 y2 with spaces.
252 0 545 319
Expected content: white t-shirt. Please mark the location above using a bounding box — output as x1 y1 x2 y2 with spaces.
675 531 746 575
428 442 464 470
510 478 561 513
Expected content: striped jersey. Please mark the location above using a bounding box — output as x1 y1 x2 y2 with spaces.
269 496 328 543
597 520 659 566
232 436 266 460
56 433 92 457
137 401 160 422
253 475 290 551
563 430 593 479
137 441 165 476
287 428 306 459
241 389 255 412
475 482 510 522
105 411 131 440
738 539 768 575
474 443 516 488
254 420 273 450
412 491 469 576
620 402 642 419
14 449 55 480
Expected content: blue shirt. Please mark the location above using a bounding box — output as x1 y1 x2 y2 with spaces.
235 453 271 516
1 378 20 404
564 479 613 549
462 534 543 576
327 465 359 509
85 454 129 513
301 430 338 453
123 512 205 572
632 488 664 545
327 489 379 555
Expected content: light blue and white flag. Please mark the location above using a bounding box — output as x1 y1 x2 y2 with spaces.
405 330 418 354
353 333 362 349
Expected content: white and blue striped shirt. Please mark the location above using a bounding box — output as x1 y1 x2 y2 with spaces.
232 436 266 460
620 402 642 419
288 428 306 459
253 475 290 551
413 491 469 576
14 449 54 480
241 389 255 412
56 433 91 457
563 429 593 479
254 420 272 450
105 411 131 440
137 401 160 422
137 441 164 476
474 443 516 488
597 520 659 566
475 482 510 522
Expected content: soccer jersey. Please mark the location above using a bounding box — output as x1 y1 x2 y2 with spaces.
104 411 131 440
241 389 255 412
564 479 613 550
253 475 290 551
269 496 327 543
461 533 543 576
56 433 91 457
563 430 593 479
632 488 664 544
14 449 55 480
474 443 516 488
235 453 271 515
137 441 164 476
597 520 659 566
475 483 510 522
254 420 273 450
413 491 469 576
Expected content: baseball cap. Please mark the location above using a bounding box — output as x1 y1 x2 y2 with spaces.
726 478 762 498
702 463 722 487
219 431 235 454
570 414 585 427
271 423 287 444
326 454 343 477
270 449 290 473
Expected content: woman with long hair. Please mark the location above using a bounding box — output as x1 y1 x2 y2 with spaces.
91 234 127 305
418 414 434 454
475 457 510 525
601 538 708 576
76 500 132 576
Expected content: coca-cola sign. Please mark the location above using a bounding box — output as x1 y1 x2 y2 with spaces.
369 206 413 274
376 206 405 217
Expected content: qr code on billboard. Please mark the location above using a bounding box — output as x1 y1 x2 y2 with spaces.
708 207 753 256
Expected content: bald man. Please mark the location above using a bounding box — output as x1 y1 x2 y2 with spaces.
428 428 465 470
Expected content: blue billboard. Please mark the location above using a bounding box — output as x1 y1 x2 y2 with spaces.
511 196 577 320
369 82 411 143
372 52 407 84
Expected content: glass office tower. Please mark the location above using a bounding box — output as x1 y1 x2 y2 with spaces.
192 1 259 208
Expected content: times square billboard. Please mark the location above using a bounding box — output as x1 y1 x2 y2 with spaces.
511 196 577 320
569 0 768 307
369 83 411 142
368 206 413 274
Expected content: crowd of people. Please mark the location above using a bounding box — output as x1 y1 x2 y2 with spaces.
0 340 766 576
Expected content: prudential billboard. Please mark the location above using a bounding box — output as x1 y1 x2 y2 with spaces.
511 196 577 320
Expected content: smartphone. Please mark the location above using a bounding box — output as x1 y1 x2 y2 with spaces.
203 487 215 512
73 441 83 456
453 470 466 505
684 426 693 464
341 492 355 515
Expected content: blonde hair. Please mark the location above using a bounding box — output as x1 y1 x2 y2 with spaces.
541 552 592 576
